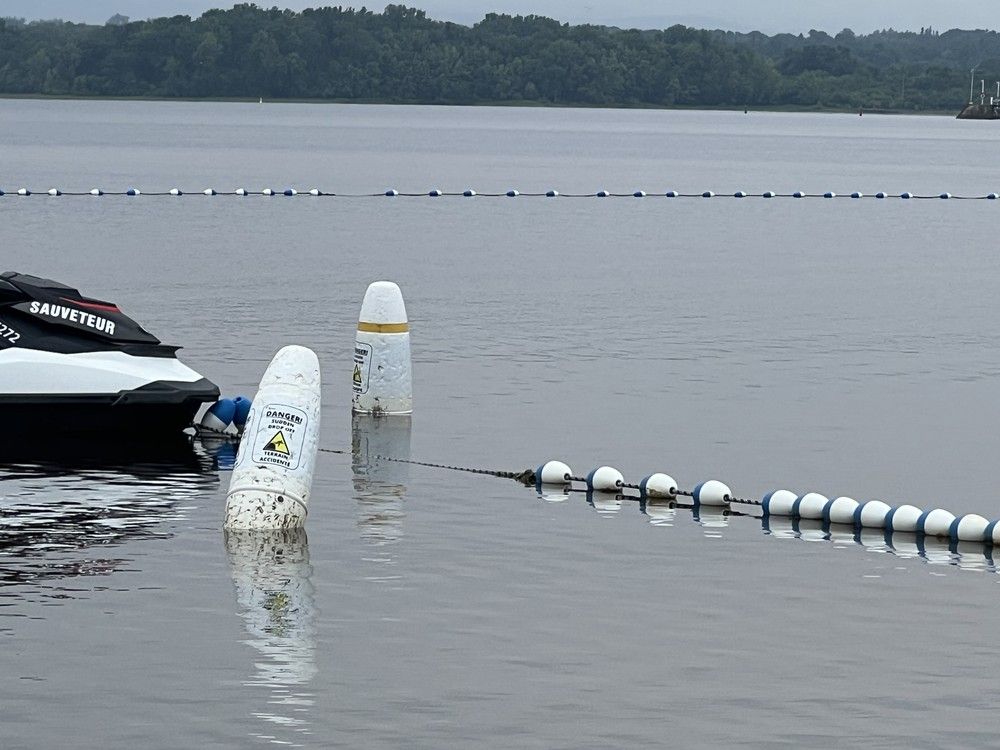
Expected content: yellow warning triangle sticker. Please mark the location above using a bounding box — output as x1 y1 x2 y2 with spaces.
263 431 290 455
353 364 363 385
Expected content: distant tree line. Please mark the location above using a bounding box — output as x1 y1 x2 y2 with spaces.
0 4 998 111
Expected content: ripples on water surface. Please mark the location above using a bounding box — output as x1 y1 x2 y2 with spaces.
3 101 1000 747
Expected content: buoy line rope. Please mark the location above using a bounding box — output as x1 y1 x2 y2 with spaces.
319 447 535 483
319 446 763 505
2 188 998 201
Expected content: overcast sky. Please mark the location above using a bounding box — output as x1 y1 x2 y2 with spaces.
4 1 997 35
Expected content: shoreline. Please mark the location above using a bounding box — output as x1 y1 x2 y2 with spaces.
0 93 961 117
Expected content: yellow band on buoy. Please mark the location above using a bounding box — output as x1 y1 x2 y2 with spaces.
357 322 409 333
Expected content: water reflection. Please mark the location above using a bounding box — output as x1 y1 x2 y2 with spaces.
0 437 217 596
351 415 410 578
225 528 316 747
550 489 1000 575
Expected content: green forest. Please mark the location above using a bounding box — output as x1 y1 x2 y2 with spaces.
1 4 999 111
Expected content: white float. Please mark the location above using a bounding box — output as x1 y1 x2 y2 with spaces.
639 473 677 499
761 489 797 516
586 466 624 492
920 508 956 538
536 460 573 485
825 496 859 525
952 514 989 542
693 480 731 507
796 492 829 520
352 281 413 415
886 504 923 533
856 500 892 528
225 345 322 529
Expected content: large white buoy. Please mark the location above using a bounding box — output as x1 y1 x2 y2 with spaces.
352 281 412 415
225 345 322 529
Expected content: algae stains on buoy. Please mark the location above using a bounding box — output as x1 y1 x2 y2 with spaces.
352 281 412 416
225 345 321 530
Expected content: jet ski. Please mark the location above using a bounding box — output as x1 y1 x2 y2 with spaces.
0 272 219 436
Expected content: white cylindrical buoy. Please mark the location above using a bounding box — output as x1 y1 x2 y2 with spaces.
939 192 951 199
203 188 217 195
263 188 275 196
633 190 646 198
536 460 573 485
429 189 442 197
586 466 624 493
639 473 677 499
235 188 248 196
886 504 922 533
761 489 797 516
851 192 863 199
702 191 714 198
90 188 103 196
766 191 779 198
665 190 678 198
225 345 322 529
17 188 29 196
385 189 399 197
309 188 321 196
900 192 913 199
855 500 892 528
919 508 956 538
988 193 999 200
48 188 61 196
952 514 990 542
463 189 476 197
824 191 836 198
795 492 829 520
546 190 559 197
284 188 298 196
506 190 519 197
875 192 887 199
825 496 859 525
693 480 731 506
170 188 182 196
126 187 140 196
352 281 412 415
734 190 747 198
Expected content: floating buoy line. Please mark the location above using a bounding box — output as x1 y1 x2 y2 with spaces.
2 187 999 201
309 451 1000 571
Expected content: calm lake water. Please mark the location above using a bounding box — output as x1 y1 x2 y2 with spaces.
3 100 1000 748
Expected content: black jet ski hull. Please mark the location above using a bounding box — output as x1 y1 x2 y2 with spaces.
0 377 219 436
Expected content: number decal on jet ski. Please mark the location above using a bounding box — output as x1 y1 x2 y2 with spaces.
0 321 20 344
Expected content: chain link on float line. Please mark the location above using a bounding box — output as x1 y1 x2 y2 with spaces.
2 187 998 200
